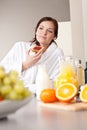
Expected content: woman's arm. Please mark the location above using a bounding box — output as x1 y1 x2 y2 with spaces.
22 49 43 71
0 42 23 73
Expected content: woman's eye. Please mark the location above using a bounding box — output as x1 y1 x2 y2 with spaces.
47 29 53 33
39 27 43 30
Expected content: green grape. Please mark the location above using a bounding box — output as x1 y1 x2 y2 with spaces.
16 80 24 86
22 88 32 98
14 84 25 94
0 79 2 86
3 75 12 85
0 67 6 79
9 70 19 77
8 90 18 100
9 70 19 83
0 85 12 95
15 95 24 100
0 68 32 100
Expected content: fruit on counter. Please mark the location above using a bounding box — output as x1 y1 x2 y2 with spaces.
55 76 78 89
80 84 87 102
0 66 6 79
56 83 77 103
0 66 31 100
54 63 78 90
8 70 19 83
40 88 58 103
0 96 4 101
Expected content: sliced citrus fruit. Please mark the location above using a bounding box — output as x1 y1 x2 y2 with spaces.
80 85 87 102
56 83 77 103
54 76 78 90
54 63 79 90
40 88 58 103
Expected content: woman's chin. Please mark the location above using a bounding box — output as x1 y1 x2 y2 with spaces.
37 39 45 44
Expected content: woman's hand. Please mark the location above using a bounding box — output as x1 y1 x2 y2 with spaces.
22 49 43 71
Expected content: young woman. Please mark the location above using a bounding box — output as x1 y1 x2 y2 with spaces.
0 17 65 92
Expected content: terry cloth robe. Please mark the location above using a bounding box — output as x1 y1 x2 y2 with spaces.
0 41 65 93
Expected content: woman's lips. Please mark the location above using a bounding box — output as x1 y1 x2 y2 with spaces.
39 36 46 39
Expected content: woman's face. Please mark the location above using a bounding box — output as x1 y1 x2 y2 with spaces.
36 21 55 47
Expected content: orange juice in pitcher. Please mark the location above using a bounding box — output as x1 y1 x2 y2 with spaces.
54 57 78 90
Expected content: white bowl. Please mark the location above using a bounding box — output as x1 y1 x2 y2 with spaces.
0 95 33 119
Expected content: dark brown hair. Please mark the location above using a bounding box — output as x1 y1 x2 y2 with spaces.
31 16 58 45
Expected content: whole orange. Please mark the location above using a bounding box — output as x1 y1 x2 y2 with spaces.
40 88 58 103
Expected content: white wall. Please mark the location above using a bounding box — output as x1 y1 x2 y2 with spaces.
1 0 86 67
82 0 87 62
0 0 70 60
56 21 72 56
69 0 87 67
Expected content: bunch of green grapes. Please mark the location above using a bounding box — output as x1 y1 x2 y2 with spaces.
0 66 31 100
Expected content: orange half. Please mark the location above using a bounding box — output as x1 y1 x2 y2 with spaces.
80 85 87 102
56 83 77 103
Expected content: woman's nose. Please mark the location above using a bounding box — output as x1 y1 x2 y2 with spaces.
43 29 47 35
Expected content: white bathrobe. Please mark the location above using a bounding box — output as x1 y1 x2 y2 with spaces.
0 41 64 92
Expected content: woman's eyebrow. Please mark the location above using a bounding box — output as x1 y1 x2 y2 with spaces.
39 25 54 30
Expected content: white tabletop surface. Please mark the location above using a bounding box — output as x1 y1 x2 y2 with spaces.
0 96 87 130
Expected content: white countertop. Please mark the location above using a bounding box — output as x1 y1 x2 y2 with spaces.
0 96 87 130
